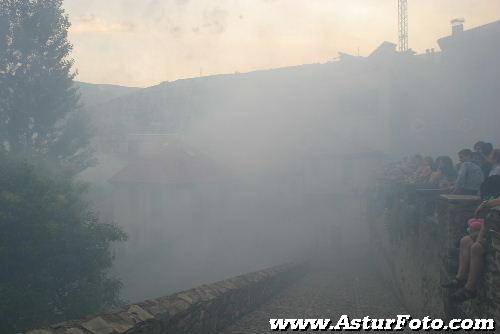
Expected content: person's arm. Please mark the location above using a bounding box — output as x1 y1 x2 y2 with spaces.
487 199 500 207
440 184 454 194
475 198 500 217
429 171 438 182
453 164 466 193
477 222 488 245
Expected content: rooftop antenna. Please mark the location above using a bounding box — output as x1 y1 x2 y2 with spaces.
398 0 409 52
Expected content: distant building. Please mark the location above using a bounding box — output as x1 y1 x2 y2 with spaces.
89 19 500 161
109 135 226 300
438 19 500 56
109 135 223 251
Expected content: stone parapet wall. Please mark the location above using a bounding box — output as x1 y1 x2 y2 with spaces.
369 179 500 320
27 263 306 334
370 181 448 317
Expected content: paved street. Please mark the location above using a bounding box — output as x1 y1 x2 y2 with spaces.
221 256 411 333
221 206 415 333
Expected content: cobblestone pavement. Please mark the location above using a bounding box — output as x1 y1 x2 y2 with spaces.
221 255 415 333
221 206 418 334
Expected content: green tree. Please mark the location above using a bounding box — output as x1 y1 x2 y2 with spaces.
0 0 94 174
0 154 127 333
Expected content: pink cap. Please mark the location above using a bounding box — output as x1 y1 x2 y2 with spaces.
468 218 485 231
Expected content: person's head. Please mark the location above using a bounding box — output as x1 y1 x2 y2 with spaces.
434 156 443 168
424 156 434 166
437 156 457 181
491 149 500 165
458 149 472 163
474 141 486 153
467 218 485 237
413 154 424 167
483 143 494 158
435 156 444 168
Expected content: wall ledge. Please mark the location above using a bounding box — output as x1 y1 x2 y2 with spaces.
26 262 307 334
439 194 481 203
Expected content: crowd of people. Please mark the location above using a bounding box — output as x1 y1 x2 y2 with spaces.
384 141 500 304
385 141 500 197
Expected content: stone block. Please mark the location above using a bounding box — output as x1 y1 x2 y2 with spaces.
194 285 218 302
64 329 87 334
137 299 164 320
81 317 113 334
127 305 154 322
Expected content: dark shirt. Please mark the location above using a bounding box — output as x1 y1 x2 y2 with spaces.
472 152 492 177
482 161 493 177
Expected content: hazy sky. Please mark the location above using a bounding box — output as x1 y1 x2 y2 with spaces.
64 0 500 87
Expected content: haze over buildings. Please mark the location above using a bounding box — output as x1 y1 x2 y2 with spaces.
65 0 500 87
74 18 500 301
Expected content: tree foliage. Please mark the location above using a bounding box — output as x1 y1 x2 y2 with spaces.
0 154 127 333
0 0 94 174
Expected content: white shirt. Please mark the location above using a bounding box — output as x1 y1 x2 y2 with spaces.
490 164 500 177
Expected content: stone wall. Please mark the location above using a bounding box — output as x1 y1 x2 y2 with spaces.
27 263 306 334
370 179 500 321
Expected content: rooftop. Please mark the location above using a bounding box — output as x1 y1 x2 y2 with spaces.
109 139 221 185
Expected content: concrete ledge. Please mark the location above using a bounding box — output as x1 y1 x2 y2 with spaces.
26 263 307 334
439 194 481 204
